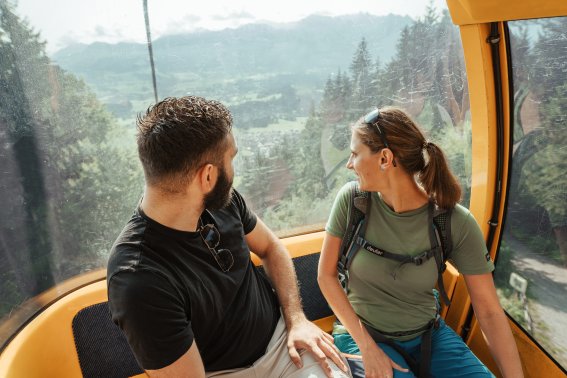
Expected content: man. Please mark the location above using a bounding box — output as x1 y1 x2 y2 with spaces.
107 96 351 378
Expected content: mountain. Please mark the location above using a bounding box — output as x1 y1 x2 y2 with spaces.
51 13 412 119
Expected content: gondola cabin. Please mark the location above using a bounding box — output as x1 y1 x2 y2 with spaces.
0 0 566 376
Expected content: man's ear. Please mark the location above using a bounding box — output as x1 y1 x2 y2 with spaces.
198 163 217 192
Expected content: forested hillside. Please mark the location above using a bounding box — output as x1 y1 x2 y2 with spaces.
52 13 412 123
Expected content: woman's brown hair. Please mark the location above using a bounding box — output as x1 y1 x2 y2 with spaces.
353 107 462 209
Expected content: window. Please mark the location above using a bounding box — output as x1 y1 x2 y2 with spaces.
0 1 470 330
495 18 567 369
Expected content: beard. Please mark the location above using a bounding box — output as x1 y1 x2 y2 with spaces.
204 165 234 210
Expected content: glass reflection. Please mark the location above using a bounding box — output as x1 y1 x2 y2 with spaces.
496 18 567 369
0 1 471 336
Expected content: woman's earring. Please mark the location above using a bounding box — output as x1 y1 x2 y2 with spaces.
380 164 386 171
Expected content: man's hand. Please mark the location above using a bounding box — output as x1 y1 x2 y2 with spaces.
286 317 349 378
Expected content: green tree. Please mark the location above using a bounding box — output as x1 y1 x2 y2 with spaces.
320 69 350 125
369 57 388 108
349 38 373 117
532 17 567 106
0 1 143 318
0 0 55 297
519 83 567 264
293 110 328 199
510 18 567 265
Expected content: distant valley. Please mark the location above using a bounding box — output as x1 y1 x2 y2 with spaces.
51 13 412 122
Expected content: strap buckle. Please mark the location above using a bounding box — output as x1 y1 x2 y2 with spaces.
412 251 429 266
338 271 349 291
433 313 441 329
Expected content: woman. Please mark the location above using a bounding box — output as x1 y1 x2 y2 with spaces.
318 107 523 378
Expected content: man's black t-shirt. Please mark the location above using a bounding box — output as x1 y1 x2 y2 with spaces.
107 190 280 371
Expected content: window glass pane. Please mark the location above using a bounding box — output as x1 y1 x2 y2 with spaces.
495 18 567 369
0 0 470 333
235 8 472 232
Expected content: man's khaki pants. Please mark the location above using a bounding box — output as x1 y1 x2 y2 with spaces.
206 315 352 378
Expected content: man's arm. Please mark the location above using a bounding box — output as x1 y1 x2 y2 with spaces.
145 341 205 378
108 271 201 378
245 218 348 377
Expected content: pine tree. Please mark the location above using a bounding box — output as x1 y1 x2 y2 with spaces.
508 26 533 142
0 0 55 297
387 26 412 103
349 38 373 118
423 0 439 26
320 69 350 124
320 74 338 123
533 17 567 104
370 57 387 108
295 109 328 199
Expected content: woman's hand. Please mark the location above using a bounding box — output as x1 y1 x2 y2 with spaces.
319 234 411 378
360 336 409 378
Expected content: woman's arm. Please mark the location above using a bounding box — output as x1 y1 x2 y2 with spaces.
464 273 524 378
318 233 408 378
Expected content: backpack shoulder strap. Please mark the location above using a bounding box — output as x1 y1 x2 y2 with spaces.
337 182 370 291
430 203 453 305
433 206 453 262
337 182 358 259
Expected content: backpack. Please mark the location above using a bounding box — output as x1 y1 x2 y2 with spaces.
335 182 454 378
336 181 453 306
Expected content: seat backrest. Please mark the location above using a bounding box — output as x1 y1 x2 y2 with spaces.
72 302 143 378
263 252 332 321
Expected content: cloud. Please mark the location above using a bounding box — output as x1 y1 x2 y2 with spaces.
158 14 203 35
211 11 255 21
94 25 127 39
54 24 132 49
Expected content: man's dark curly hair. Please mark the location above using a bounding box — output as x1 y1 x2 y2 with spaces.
136 96 233 189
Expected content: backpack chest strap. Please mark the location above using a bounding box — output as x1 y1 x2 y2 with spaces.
355 235 440 266
337 183 453 303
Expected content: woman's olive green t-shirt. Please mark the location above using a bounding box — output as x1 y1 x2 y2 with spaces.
326 182 494 340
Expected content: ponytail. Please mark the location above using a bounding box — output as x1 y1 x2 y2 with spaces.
354 107 462 209
419 142 461 209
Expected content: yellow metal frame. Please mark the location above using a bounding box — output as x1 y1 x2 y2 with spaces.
447 0 567 25
2 0 567 376
451 0 567 376
0 280 107 378
0 232 460 377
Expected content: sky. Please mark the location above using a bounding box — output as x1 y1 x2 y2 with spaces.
14 0 448 54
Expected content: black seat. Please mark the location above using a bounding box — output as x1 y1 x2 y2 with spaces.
72 302 143 378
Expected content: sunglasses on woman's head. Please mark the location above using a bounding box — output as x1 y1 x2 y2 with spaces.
363 108 397 167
